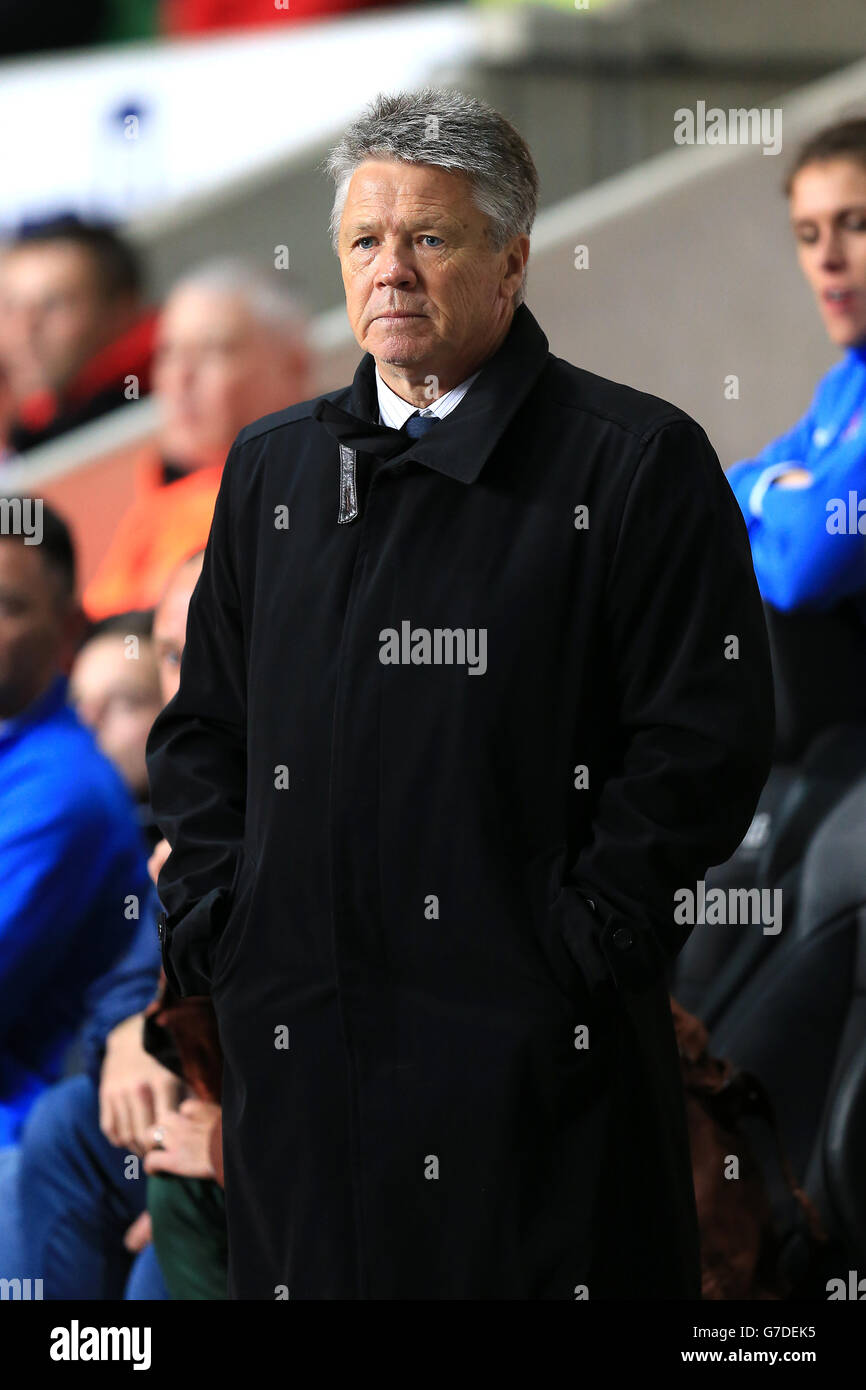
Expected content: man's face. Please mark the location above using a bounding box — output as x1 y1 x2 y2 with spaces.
0 540 73 717
70 633 162 798
790 158 866 348
337 159 528 393
0 242 119 395
152 553 204 704
153 287 309 469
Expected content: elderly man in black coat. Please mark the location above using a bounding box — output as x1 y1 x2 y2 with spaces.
146 87 775 1301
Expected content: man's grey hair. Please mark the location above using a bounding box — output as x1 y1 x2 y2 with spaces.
169 257 309 345
324 88 539 308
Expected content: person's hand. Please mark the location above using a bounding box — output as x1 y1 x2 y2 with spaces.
123 1211 152 1253
142 1099 221 1180
773 467 813 489
148 837 170 887
99 1012 183 1155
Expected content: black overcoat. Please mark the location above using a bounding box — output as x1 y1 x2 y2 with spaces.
146 302 775 1300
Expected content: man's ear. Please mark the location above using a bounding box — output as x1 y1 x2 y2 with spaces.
502 235 530 300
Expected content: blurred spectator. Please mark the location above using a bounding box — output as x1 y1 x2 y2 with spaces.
83 258 311 621
728 118 866 617
9 552 205 1300
0 498 150 1143
0 877 169 1299
140 549 230 1299
152 556 199 699
724 117 866 759
70 612 163 806
0 217 154 453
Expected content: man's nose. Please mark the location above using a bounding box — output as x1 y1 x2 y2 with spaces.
820 230 846 269
174 359 199 390
160 355 198 393
374 248 418 288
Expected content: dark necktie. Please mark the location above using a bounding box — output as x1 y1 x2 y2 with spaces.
312 398 442 524
311 399 409 459
405 410 440 438
312 398 441 457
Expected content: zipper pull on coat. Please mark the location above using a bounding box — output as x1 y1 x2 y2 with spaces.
338 444 359 524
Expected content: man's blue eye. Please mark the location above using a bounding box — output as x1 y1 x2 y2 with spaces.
354 234 442 249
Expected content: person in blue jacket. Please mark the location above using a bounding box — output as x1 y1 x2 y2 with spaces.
727 117 866 618
0 877 167 1297
0 499 150 1142
1 552 205 1301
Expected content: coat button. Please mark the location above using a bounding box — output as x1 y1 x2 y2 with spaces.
157 912 167 944
612 926 634 950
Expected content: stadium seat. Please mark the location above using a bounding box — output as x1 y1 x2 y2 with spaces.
820 1031 866 1281
674 594 866 1021
709 771 866 1286
673 724 866 1024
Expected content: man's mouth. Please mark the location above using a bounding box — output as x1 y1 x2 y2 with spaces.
824 289 858 313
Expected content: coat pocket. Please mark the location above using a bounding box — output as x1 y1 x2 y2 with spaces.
525 845 596 1004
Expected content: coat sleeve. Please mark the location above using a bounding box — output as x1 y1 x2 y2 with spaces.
145 442 247 998
553 415 776 994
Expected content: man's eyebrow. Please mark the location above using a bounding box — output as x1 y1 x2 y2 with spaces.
345 213 457 234
792 204 866 224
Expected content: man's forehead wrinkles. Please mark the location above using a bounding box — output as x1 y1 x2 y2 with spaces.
347 193 460 214
345 178 472 210
342 198 469 232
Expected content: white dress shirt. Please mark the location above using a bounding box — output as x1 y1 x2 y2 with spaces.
375 365 481 429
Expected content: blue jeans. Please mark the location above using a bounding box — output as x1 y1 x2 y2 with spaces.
5 1073 170 1299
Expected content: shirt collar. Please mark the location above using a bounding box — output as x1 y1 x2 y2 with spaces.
375 364 482 429
347 303 551 485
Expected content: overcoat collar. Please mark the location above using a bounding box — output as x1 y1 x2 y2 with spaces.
312 302 550 485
